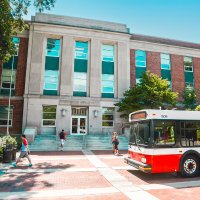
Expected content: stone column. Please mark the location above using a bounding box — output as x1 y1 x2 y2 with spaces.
60 35 74 96
89 38 101 97
88 106 102 134
117 42 130 98
28 32 46 95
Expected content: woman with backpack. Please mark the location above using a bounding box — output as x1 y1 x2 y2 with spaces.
112 132 119 156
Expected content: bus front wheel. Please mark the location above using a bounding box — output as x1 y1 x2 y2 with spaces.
180 155 200 178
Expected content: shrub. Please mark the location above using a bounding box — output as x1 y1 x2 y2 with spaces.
1 135 17 149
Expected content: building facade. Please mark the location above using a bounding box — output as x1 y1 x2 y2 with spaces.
0 13 200 135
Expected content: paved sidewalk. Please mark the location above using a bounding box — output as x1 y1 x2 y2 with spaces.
0 150 200 200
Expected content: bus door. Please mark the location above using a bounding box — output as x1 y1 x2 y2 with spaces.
152 120 178 173
129 121 151 163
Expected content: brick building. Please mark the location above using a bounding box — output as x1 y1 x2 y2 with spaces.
0 13 200 136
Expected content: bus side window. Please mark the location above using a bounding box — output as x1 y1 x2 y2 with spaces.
197 130 200 145
154 130 160 141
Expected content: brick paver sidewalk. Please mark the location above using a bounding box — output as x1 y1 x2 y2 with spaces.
0 150 200 200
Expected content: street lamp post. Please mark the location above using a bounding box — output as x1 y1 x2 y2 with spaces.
6 56 14 136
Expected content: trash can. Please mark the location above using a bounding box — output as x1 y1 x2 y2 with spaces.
0 154 3 163
12 148 17 161
3 148 13 163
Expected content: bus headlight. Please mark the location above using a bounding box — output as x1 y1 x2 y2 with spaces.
141 157 146 163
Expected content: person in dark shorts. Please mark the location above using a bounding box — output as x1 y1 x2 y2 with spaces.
12 134 32 167
59 129 66 151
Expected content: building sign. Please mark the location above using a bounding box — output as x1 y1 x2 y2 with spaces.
72 107 87 116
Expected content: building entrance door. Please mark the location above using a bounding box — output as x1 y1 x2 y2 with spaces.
71 107 87 134
71 116 87 134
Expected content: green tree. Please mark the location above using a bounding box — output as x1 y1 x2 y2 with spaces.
0 0 56 63
115 71 178 118
195 105 200 111
182 88 197 110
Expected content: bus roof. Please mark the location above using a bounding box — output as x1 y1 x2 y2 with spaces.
129 109 200 122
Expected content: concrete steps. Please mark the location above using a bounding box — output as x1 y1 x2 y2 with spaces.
29 134 57 151
29 134 129 151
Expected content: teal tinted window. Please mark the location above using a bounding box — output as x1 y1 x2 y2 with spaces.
161 53 170 69
102 61 114 74
44 38 60 95
75 41 88 59
161 69 171 81
13 37 20 56
46 39 60 57
73 41 88 96
102 74 114 93
102 45 114 62
74 59 88 72
73 72 87 93
184 57 193 72
135 50 146 67
45 57 59 70
136 67 146 78
185 72 194 83
44 70 59 90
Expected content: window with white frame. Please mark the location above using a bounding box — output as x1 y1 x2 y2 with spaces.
1 69 16 89
161 53 170 69
184 57 193 72
73 72 87 92
185 82 194 90
102 74 114 93
102 107 114 127
1 37 19 95
0 106 13 126
42 105 57 126
135 50 146 67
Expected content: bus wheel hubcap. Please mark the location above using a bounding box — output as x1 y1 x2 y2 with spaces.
184 159 196 174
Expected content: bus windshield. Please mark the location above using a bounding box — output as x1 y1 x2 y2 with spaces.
129 121 151 146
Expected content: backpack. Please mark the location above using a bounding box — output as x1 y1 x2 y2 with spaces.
114 137 119 145
60 131 64 139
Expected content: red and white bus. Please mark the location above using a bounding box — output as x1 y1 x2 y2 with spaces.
124 109 200 177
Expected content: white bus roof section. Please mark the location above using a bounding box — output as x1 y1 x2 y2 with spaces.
129 109 200 122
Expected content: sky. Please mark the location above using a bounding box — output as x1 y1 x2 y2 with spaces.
24 0 200 43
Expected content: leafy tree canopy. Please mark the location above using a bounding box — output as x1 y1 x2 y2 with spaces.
115 71 178 118
195 105 200 111
0 0 56 63
182 88 197 110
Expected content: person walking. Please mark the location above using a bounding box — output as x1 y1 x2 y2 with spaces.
113 132 119 156
12 134 32 167
111 132 115 154
59 129 66 151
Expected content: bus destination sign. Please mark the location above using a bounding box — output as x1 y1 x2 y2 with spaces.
131 112 147 120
